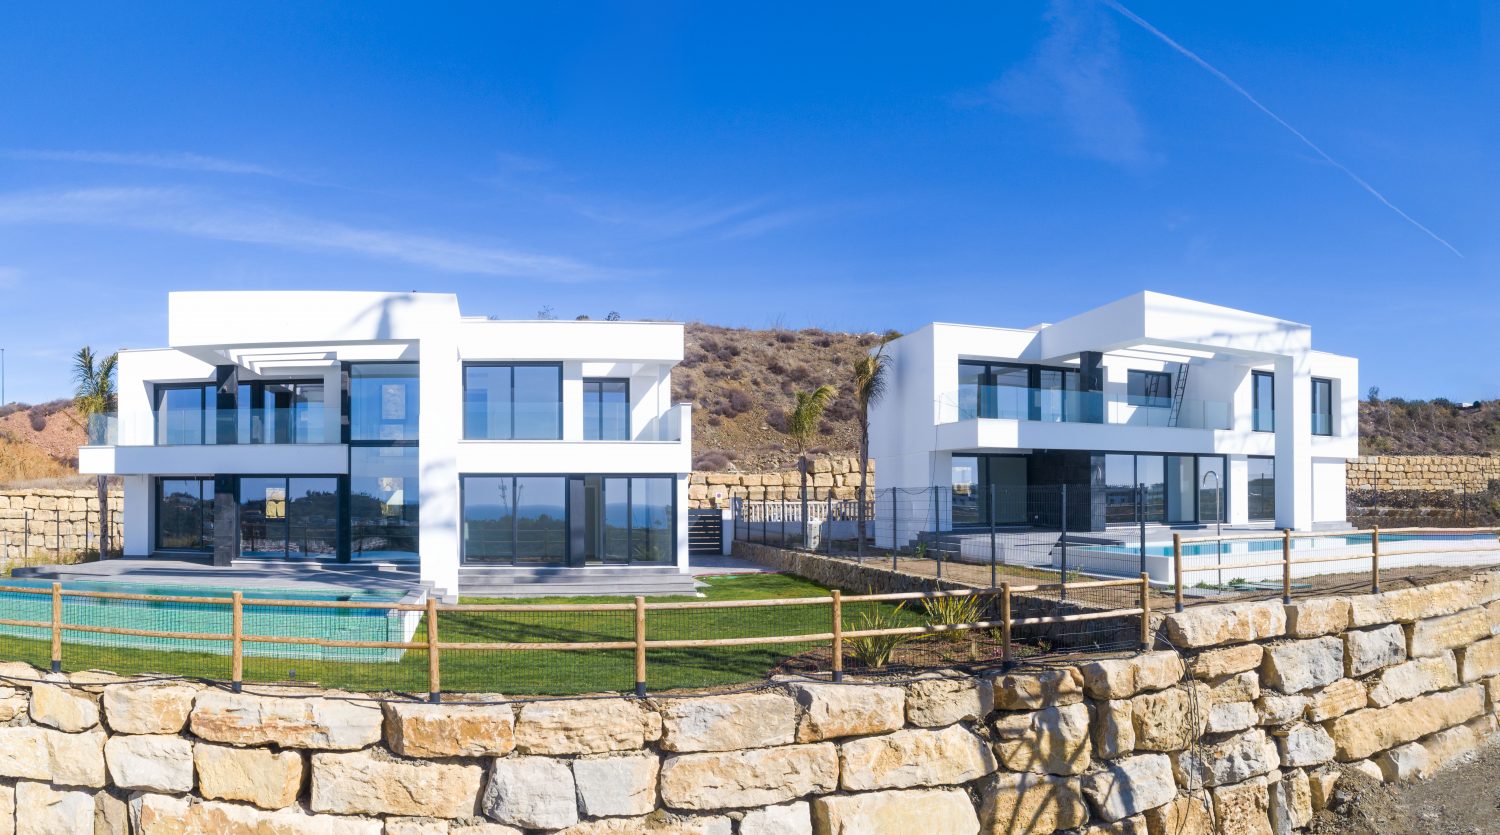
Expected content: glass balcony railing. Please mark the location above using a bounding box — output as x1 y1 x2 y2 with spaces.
84 409 328 446
942 387 1233 430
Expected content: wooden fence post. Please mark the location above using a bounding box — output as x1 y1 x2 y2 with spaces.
1282 529 1292 605
1000 582 1012 669
1172 534 1184 613
426 596 441 704
231 591 244 693
49 582 62 674
1371 525 1381 594
831 590 843 683
1139 572 1151 652
634 596 648 698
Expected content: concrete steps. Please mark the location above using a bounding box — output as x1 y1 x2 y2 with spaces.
456 566 701 598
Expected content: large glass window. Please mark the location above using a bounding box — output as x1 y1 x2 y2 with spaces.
1165 456 1195 524
1127 371 1172 409
950 455 1027 527
462 476 568 565
156 478 214 551
583 379 630 440
951 455 983 527
350 364 419 442
156 385 217 445
349 446 420 561
238 476 338 559
1312 378 1333 436
463 474 675 565
1253 371 1275 432
463 364 562 440
1248 457 1276 521
1198 456 1227 524
958 361 1079 421
598 476 673 564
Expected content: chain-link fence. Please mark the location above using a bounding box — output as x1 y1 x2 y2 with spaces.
0 506 124 572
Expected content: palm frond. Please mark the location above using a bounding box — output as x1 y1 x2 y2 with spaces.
786 384 837 453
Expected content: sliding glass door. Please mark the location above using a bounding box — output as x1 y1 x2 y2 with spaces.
238 476 338 559
156 478 214 551
461 474 676 566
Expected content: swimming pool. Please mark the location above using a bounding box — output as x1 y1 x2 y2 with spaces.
1081 532 1499 559
0 579 420 663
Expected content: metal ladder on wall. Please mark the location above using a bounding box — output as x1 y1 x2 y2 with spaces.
1168 362 1190 427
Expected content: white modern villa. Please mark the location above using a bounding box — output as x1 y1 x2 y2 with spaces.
868 292 1359 543
77 291 694 598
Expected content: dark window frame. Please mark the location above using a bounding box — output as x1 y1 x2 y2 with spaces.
1252 370 1275 432
958 360 1080 421
582 378 631 441
235 473 343 561
1247 455 1276 521
462 362 564 441
1127 370 1173 409
460 472 677 566
154 476 215 551
1312 378 1333 436
153 382 216 445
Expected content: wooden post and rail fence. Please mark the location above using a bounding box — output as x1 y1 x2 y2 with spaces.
0 576 1152 702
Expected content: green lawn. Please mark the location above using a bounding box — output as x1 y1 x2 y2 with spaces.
4 573 924 696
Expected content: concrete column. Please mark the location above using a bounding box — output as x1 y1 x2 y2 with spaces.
123 475 152 556
212 475 238 566
1273 356 1312 530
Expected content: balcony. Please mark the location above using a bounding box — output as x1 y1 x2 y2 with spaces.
940 387 1232 431
86 408 327 447
80 411 345 477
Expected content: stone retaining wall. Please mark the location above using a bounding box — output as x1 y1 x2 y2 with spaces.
1348 455 1500 492
689 456 874 509
2 573 1500 832
0 488 122 562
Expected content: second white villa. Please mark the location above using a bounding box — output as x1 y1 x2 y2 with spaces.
77 289 1357 596
869 291 1358 542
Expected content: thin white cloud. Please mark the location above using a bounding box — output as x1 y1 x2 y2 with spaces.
0 187 615 280
0 266 18 288
980 0 1152 167
1 149 294 179
1101 0 1463 258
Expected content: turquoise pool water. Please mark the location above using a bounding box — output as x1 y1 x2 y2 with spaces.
1082 532 1497 559
0 579 413 662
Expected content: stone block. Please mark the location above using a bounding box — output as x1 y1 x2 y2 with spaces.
104 734 193 793
1344 624 1406 677
1277 723 1335 767
29 682 99 731
1376 741 1429 781
134 793 382 834
1206 671 1260 705
481 755 578 830
1173 728 1275 789
1205 702 1258 734
1130 686 1206 752
1348 581 1476 627
0 726 107 787
1092 700 1135 760
1211 776 1272 835
1078 652 1183 699
1286 597 1350 638
840 724 997 790
659 743 837 810
572 751 659 818
1143 796 1214 835
1367 653 1458 707
194 743 303 810
992 667 1084 709
310 750 483 819
790 681 904 742
101 682 197 734
515 698 654 755
14 782 94 835
1256 693 1309 726
553 815 726 835
975 771 1087 833
905 673 994 727
1163 600 1285 649
1269 768 1313 833
190 691 381 750
1326 684 1485 761
739 802 812 835
1079 754 1176 822
813 788 979 835
659 691 796 752
1459 635 1500 682
1408 608 1490 658
1081 816 1149 835
383 701 515 758
1304 678 1367 723
1190 644 1264 680
1308 769 1339 812
991 702 1091 775
1261 637 1344 693
1421 721 1482 773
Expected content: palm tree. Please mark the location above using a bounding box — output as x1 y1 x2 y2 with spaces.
786 384 837 546
852 343 890 555
73 347 117 556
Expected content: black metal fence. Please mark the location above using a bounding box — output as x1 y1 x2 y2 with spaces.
0 506 124 569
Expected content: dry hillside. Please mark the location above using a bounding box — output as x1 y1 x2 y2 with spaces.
0 400 85 484
1360 397 1500 455
674 323 891 472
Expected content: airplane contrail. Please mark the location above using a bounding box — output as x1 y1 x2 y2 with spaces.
1100 0 1463 258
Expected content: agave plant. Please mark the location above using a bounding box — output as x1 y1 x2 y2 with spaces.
847 603 910 669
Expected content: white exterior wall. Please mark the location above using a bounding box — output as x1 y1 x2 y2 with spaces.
81 292 692 593
868 291 1359 533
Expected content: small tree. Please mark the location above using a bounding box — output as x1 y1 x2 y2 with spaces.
786 384 836 546
852 343 890 554
73 347 118 556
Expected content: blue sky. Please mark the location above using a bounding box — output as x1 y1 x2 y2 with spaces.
0 1 1489 404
